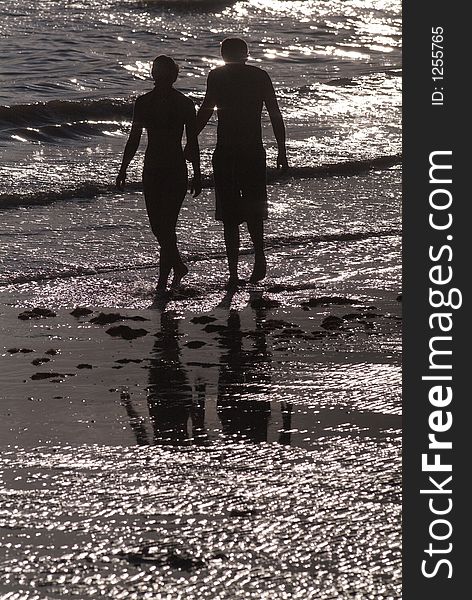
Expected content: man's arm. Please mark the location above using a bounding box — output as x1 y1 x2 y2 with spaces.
116 103 143 190
184 71 217 161
185 101 202 197
263 74 289 171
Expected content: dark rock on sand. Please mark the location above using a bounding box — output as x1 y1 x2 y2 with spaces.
106 325 148 340
115 358 143 364
229 507 259 517
166 551 205 571
301 296 357 308
31 358 50 366
344 311 380 320
77 364 93 369
8 348 34 354
342 313 362 320
90 312 125 325
31 372 67 380
18 307 56 320
70 307 93 318
396 293 402 302
250 297 281 310
321 315 345 330
275 329 305 339
191 315 217 324
91 312 150 325
185 340 207 349
203 324 228 333
45 349 59 355
119 547 204 571
283 327 303 334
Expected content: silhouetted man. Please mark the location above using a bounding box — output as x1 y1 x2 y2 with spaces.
191 38 288 288
116 55 202 292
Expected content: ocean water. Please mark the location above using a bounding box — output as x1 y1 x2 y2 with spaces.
0 3 402 596
0 0 401 304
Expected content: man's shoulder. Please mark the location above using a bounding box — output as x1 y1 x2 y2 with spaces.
245 64 270 76
211 64 269 76
208 66 225 80
209 64 271 86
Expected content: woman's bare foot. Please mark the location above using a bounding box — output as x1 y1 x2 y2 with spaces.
170 264 189 289
249 255 267 283
225 277 246 290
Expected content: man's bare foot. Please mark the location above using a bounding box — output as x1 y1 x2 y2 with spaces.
170 264 189 289
249 255 267 283
155 284 167 296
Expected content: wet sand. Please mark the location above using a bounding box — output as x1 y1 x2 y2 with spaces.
0 286 401 598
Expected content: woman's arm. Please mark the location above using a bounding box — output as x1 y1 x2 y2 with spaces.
116 104 143 190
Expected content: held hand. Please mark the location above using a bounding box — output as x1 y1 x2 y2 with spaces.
116 168 127 191
276 150 289 172
183 143 195 162
190 174 203 198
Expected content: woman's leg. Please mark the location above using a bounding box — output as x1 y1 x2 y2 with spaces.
144 170 187 290
154 220 186 290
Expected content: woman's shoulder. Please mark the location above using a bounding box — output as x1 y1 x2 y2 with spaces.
135 89 155 108
172 88 194 105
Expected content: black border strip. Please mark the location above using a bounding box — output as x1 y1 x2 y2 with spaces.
403 2 465 596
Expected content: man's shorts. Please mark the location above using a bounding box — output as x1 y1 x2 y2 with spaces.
212 146 268 224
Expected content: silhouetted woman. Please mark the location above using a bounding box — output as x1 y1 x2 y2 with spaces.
116 55 202 292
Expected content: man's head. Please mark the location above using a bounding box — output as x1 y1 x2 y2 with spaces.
220 38 249 64
151 55 179 85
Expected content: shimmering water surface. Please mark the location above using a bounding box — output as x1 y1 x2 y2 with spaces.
1 0 402 597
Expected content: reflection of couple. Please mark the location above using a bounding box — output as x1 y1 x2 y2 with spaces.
116 37 288 292
147 309 277 446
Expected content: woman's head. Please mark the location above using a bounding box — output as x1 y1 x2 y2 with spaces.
151 55 179 85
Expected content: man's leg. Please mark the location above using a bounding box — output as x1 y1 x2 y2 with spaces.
247 218 267 283
223 220 240 286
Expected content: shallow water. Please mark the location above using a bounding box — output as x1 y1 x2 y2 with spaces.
0 439 401 599
0 169 401 305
